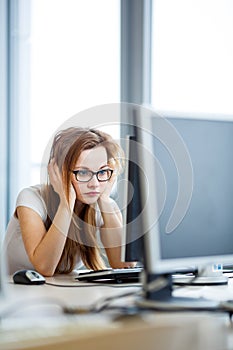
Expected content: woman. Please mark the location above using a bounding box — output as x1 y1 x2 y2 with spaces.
4 127 135 276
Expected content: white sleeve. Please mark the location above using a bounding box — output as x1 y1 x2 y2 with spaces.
16 186 47 221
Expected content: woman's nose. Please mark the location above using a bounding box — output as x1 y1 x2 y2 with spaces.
87 174 99 187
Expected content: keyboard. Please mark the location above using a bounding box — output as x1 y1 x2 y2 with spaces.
75 267 143 284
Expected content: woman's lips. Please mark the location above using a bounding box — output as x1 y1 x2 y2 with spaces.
84 192 100 197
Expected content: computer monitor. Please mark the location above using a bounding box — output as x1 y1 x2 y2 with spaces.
122 107 233 308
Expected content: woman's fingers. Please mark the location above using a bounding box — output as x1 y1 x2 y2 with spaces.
48 159 76 209
48 159 63 194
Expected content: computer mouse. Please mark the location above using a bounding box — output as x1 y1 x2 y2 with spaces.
13 269 46 285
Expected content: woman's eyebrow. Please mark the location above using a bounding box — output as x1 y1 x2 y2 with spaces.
72 166 89 171
73 164 109 171
99 164 109 169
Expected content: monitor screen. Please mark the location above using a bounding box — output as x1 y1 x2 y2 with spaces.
135 112 233 274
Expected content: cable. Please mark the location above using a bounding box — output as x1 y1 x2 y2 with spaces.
44 281 141 288
63 276 168 314
45 282 100 288
63 289 141 314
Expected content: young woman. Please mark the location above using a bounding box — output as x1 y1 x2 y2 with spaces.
4 127 135 276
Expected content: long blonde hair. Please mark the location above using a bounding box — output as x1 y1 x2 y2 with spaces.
42 127 124 273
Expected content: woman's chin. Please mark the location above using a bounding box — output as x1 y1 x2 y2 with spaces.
80 194 100 205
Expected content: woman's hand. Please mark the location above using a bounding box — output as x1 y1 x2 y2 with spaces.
48 158 76 210
99 170 116 202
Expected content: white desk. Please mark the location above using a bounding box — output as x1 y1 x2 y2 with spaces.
1 272 233 350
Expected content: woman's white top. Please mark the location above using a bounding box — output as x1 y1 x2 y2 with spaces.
4 185 104 275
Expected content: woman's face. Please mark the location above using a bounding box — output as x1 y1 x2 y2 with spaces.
71 146 110 204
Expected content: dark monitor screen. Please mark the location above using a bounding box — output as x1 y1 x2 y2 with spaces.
122 135 144 264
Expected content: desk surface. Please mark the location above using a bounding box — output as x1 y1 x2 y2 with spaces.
1 271 233 350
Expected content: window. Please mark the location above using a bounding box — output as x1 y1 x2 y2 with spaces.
30 0 120 184
151 0 233 116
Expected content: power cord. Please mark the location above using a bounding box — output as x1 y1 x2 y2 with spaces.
63 276 167 314
44 281 141 288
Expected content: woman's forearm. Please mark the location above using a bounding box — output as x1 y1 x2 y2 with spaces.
29 203 73 276
98 197 123 247
98 198 136 268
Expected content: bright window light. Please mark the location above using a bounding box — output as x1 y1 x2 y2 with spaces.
151 0 233 116
30 0 120 184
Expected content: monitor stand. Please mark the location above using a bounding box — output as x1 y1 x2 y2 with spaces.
136 271 220 311
172 264 228 286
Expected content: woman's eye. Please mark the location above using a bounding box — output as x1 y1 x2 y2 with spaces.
99 170 107 175
78 170 89 176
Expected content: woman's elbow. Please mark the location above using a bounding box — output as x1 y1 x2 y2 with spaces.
30 261 56 277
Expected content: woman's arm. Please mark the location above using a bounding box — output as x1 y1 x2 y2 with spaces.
18 160 76 276
18 203 72 276
98 176 136 269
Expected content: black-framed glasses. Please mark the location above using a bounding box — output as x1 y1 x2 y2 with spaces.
72 168 113 182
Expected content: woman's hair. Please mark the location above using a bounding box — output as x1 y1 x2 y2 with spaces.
42 127 125 273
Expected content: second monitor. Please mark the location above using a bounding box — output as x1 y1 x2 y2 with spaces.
122 112 233 286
